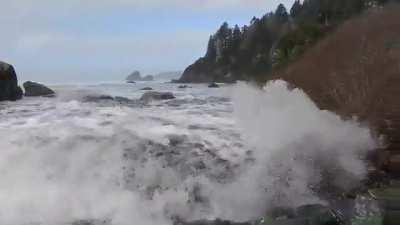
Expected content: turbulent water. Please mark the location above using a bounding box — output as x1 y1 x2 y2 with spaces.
0 80 378 225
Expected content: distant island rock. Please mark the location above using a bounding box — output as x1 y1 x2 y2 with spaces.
126 71 154 82
0 61 23 101
23 81 55 97
141 75 154 81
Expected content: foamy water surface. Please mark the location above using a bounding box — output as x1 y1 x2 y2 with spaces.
0 81 378 225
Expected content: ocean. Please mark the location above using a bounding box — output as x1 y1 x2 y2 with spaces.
0 80 377 225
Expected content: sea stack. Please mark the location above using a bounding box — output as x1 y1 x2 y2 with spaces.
0 61 23 101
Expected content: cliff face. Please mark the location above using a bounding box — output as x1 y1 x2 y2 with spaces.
278 6 400 174
0 61 23 101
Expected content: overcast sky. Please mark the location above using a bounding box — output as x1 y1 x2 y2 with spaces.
0 0 295 83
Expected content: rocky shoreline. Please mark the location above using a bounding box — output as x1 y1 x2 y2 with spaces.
0 61 55 101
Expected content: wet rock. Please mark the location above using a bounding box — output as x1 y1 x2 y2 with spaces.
140 91 175 101
208 83 220 88
0 61 23 101
83 95 114 102
268 207 296 220
174 219 251 225
178 85 190 89
193 160 206 170
168 135 187 146
295 204 340 225
23 81 55 97
140 87 153 91
71 219 111 225
263 204 342 225
127 81 136 84
114 96 133 103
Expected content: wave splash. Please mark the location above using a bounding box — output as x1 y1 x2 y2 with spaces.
0 81 377 225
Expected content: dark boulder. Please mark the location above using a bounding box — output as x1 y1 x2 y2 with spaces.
174 219 251 225
140 91 175 101
208 83 220 88
23 81 55 97
294 204 340 225
140 87 153 91
0 61 23 101
178 85 190 89
83 95 114 102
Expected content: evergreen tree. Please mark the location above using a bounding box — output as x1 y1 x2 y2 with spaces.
290 0 303 18
232 25 242 52
275 4 289 23
205 35 217 60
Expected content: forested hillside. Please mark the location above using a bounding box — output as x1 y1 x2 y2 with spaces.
178 0 400 83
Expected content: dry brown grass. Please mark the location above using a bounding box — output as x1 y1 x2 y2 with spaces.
277 5 400 133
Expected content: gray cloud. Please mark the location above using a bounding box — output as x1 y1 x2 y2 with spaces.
0 0 295 82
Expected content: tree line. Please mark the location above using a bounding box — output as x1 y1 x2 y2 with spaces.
179 0 400 83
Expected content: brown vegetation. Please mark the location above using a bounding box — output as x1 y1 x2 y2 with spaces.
277 5 400 174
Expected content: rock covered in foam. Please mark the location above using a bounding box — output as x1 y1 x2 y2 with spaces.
0 61 23 101
208 83 220 88
140 91 175 101
23 81 55 97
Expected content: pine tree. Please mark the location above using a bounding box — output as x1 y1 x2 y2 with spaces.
290 0 303 18
205 35 217 60
275 4 289 23
232 25 242 49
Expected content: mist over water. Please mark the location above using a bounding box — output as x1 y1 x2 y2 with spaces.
0 81 377 225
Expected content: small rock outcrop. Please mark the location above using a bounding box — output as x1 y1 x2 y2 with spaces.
208 83 220 88
140 87 153 91
0 61 23 101
23 81 55 97
83 95 114 102
140 91 175 102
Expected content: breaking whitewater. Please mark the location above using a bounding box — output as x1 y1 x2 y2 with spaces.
0 80 379 225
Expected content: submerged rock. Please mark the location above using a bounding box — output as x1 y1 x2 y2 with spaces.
23 81 55 97
208 83 220 88
174 219 251 225
83 95 114 102
140 87 153 91
140 91 175 101
0 61 23 101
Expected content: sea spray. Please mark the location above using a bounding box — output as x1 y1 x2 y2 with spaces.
227 81 377 215
0 81 378 224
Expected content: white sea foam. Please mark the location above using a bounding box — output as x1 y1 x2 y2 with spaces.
0 81 377 224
